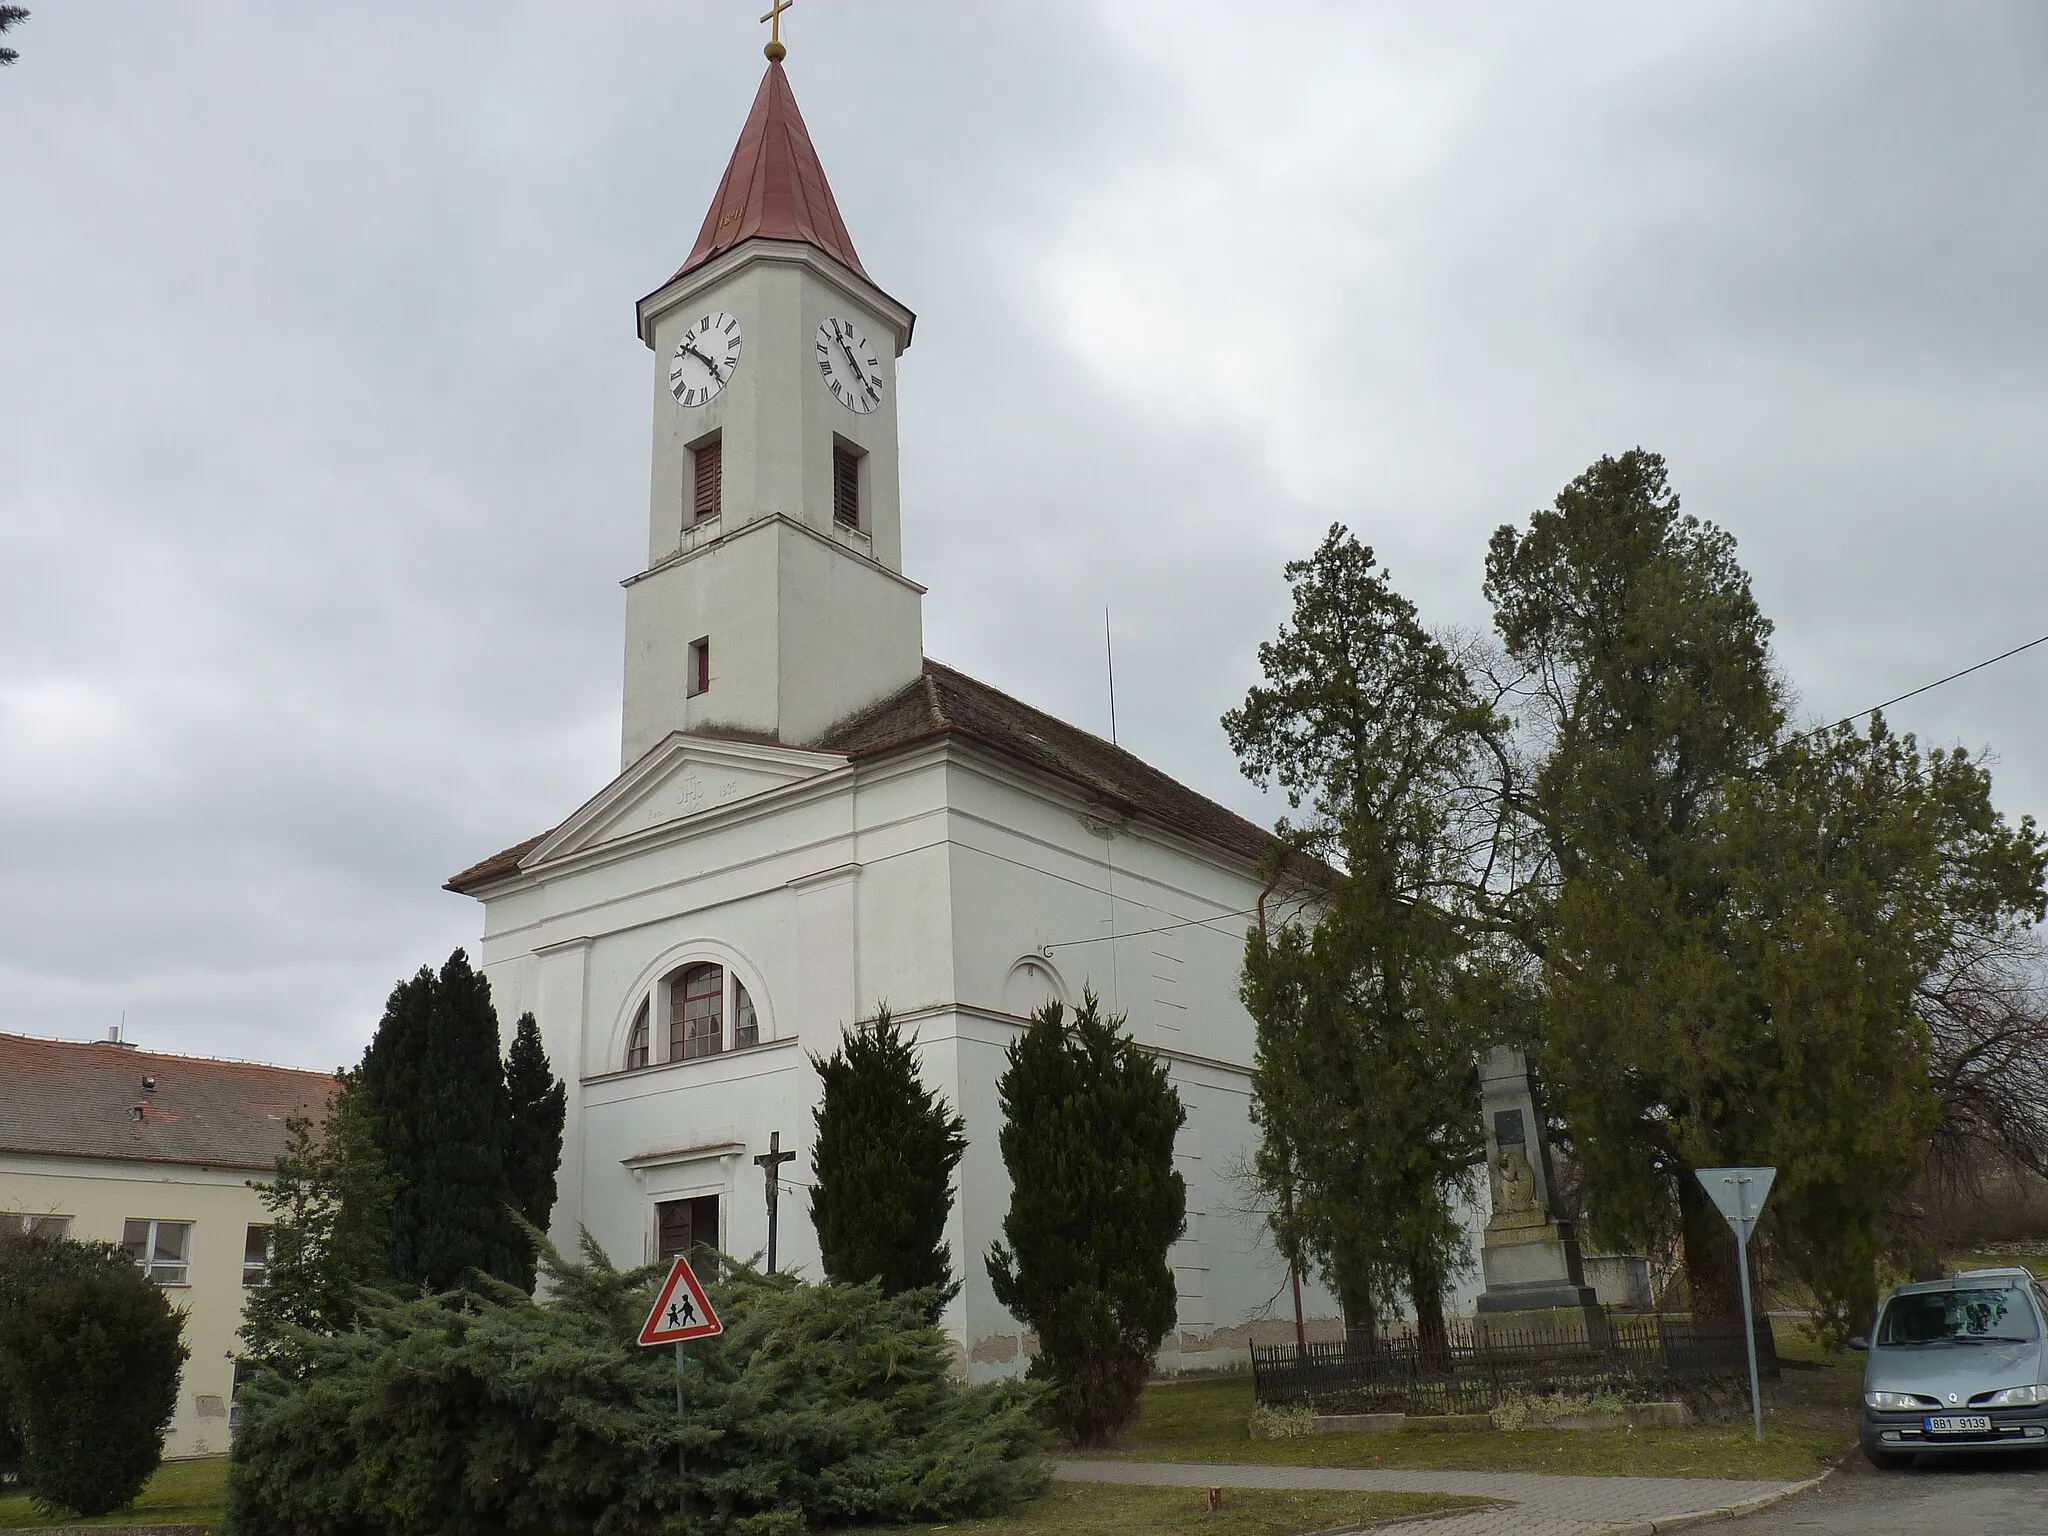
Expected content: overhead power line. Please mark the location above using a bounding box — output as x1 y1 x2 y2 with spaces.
1045 904 1265 950
1041 629 2048 952
1791 627 2048 745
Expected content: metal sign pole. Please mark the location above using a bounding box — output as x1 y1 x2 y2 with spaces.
674 1340 687 1496
1698 1168 1774 1446
1733 1196 1763 1443
637 1252 722 1518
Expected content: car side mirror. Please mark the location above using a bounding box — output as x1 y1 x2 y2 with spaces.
1847 1335 1870 1352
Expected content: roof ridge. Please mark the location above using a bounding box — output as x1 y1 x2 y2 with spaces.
0 1031 336 1081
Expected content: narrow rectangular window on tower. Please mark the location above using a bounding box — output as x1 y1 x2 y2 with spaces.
691 436 722 525
832 444 861 529
687 637 710 697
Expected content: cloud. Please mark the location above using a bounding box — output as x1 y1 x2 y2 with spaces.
1 1 2044 1069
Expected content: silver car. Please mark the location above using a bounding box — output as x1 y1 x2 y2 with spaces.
1851 1267 2048 1468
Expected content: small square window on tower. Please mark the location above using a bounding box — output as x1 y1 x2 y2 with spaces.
687 637 710 697
691 435 723 525
832 443 862 530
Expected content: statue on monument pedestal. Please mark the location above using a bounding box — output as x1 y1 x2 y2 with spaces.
1487 1145 1546 1230
1473 1046 1606 1338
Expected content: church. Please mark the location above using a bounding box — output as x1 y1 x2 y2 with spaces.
447 42 1336 1373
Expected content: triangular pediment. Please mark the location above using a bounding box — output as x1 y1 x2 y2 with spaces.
527 734 841 867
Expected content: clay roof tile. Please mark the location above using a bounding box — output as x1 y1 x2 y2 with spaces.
0 1033 333 1171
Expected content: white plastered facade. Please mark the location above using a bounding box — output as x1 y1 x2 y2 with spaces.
471 732 1350 1371
463 122 1365 1366
622 241 923 764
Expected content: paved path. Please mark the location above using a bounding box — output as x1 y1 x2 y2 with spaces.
1055 1459 1807 1535
1723 1447 2047 1533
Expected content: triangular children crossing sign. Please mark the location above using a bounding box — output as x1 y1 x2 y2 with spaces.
638 1253 722 1346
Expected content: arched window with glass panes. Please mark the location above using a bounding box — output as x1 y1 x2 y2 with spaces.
621 958 763 1070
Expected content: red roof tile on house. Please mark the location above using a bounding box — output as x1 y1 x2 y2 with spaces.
671 61 868 284
0 1033 333 1172
447 659 1309 895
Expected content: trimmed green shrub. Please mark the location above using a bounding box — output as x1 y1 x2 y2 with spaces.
0 1225 135 1481
225 1238 1046 1536
987 990 1187 1447
810 1006 967 1302
0 1266 188 1516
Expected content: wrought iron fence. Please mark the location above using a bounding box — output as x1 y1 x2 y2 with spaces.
1250 1312 1776 1416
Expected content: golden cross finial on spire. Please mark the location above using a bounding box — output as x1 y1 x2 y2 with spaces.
760 0 793 62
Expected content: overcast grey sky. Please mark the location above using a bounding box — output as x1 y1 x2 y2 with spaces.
4 2 2045 1073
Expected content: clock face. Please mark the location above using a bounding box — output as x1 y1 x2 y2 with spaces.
669 312 742 408
814 317 884 414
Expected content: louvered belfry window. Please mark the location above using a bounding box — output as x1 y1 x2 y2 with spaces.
832 445 860 529
692 437 722 524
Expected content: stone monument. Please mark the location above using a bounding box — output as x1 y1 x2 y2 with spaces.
1475 1046 1606 1339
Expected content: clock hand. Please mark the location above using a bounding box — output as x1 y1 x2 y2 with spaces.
834 334 871 390
683 342 725 380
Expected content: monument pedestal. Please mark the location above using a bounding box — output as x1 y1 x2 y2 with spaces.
1472 1047 1606 1341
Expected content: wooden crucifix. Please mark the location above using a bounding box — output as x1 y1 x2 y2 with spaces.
754 1130 797 1274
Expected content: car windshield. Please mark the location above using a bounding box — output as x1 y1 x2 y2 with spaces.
1877 1287 2040 1345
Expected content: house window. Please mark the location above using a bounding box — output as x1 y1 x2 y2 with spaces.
832 444 862 529
687 637 711 697
671 964 724 1060
2 1213 71 1239
243 1224 272 1287
122 1219 193 1286
655 1193 721 1276
691 435 722 525
733 981 759 1049
626 999 651 1069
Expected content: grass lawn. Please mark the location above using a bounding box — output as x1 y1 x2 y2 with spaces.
0 1456 227 1531
1946 1248 2044 1278
1071 1340 1861 1483
863 1482 1496 1535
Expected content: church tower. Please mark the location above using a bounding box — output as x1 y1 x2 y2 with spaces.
621 53 922 766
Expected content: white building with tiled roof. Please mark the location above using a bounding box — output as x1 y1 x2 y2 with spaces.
0 1030 331 1455
448 50 1349 1372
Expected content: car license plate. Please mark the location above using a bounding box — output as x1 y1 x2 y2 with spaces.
1924 1414 1992 1435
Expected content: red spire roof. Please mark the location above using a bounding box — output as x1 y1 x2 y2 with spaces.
672 61 868 283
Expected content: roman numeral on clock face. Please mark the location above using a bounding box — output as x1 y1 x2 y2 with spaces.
669 311 741 408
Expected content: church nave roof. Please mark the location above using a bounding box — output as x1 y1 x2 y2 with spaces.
447 659 1303 895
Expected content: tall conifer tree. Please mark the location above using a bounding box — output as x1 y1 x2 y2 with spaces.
810 1007 967 1301
241 1069 392 1363
1485 450 2047 1329
359 950 524 1291
503 1013 567 1241
986 991 1185 1447
1226 526 1496 1357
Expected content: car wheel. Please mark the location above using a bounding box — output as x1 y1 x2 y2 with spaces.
1862 1445 1913 1471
